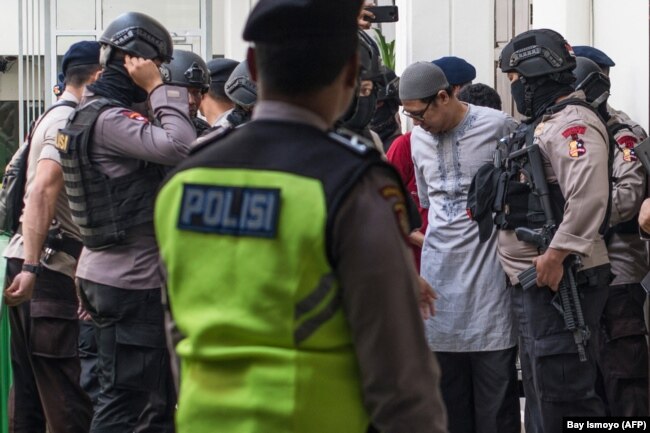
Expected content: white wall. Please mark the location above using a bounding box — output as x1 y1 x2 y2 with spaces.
0 0 19 55
396 0 494 85
533 0 648 132
593 0 648 132
531 0 592 45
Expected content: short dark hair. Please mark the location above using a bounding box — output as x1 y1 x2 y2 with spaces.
458 83 502 110
206 88 233 104
255 38 356 96
64 64 101 87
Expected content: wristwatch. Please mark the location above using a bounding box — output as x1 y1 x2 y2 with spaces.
22 263 42 276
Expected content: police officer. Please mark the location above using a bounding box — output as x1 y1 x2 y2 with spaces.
573 45 648 140
370 65 402 152
154 1 447 432
162 49 211 135
339 30 385 151
222 59 257 129
497 29 611 433
574 56 649 416
200 58 239 127
3 40 101 433
57 11 195 433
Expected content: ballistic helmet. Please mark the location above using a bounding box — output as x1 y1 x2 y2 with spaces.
573 56 610 106
499 28 576 78
225 60 257 109
160 49 210 93
99 12 173 63
376 66 400 102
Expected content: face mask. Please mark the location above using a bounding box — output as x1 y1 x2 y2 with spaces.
510 78 529 117
370 101 399 140
341 92 378 133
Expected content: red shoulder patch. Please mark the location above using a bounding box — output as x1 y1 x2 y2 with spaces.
563 125 588 158
616 135 638 149
120 110 149 123
562 126 586 138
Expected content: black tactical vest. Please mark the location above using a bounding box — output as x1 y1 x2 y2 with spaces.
495 98 611 233
57 98 165 250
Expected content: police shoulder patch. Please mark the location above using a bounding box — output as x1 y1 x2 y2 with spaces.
616 133 639 162
380 185 410 239
562 125 587 158
55 131 71 153
178 184 281 238
120 110 149 123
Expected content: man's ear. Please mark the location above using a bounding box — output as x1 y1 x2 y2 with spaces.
246 47 258 83
439 89 450 104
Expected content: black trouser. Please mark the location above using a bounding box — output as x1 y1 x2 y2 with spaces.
597 282 649 416
78 319 100 407
435 347 520 433
6 258 92 433
78 279 176 433
513 264 610 433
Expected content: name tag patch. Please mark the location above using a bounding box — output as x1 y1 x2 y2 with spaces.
178 184 280 238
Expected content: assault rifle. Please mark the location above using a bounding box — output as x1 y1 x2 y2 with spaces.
510 144 591 362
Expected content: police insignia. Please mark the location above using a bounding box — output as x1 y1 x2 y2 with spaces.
55 132 70 153
616 135 638 162
178 184 281 238
120 110 148 123
380 185 410 239
562 126 587 158
623 148 637 162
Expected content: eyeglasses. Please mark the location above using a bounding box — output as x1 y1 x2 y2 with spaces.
402 99 433 122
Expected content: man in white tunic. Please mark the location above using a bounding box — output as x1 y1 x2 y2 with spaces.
400 61 519 433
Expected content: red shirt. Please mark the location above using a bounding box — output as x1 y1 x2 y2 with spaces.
386 132 428 271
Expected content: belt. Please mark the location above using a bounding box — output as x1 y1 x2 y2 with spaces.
45 235 83 260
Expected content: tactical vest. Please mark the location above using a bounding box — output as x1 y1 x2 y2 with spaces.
495 99 612 233
57 98 165 250
155 121 416 433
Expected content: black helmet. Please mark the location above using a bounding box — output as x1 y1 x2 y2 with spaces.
358 31 381 82
224 60 257 109
499 28 576 78
573 56 610 107
160 49 210 93
99 12 173 63
376 65 400 102
574 56 604 88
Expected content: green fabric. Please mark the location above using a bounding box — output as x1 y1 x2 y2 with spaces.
0 234 11 433
155 168 369 433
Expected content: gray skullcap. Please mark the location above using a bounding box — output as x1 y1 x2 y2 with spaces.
399 61 450 101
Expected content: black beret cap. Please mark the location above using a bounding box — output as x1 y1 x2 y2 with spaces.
243 0 364 43
61 41 101 77
431 56 476 86
572 46 615 68
207 59 240 84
